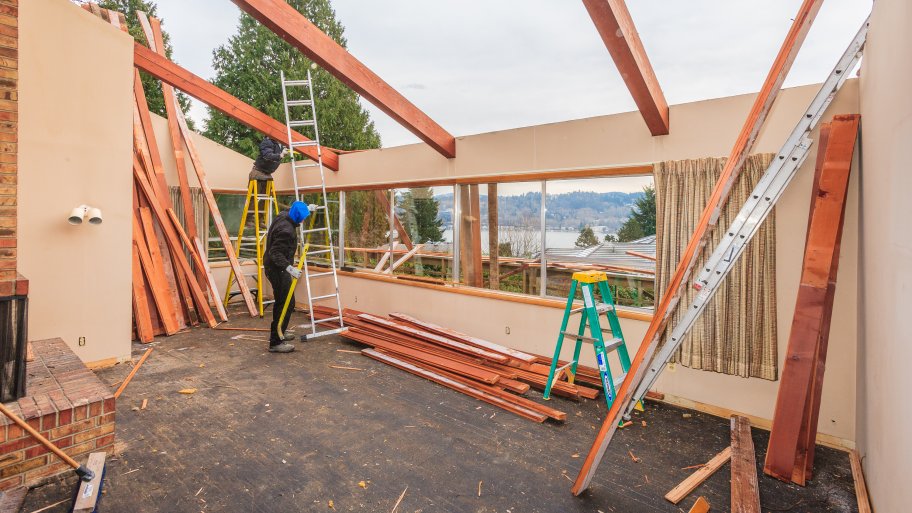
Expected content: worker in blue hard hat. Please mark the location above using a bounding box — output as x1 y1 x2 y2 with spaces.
263 201 312 353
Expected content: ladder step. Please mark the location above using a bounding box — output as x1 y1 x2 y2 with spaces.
306 316 340 326
308 271 335 278
286 100 313 107
291 140 319 148
293 163 319 169
303 326 348 340
569 303 614 315
612 373 627 389
561 331 598 343
283 80 311 87
289 120 316 128
300 227 331 234
307 249 332 256
311 293 338 301
559 333 624 351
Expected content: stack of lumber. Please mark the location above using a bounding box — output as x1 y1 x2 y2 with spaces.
85 5 259 342
311 306 605 423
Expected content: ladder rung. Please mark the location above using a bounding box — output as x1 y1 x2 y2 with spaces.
612 373 627 389
301 227 330 234
561 331 598 343
304 326 348 340
263 299 275 305
604 338 624 352
283 80 311 87
311 316 340 325
293 162 319 169
311 293 338 301
291 140 319 148
308 271 335 278
307 249 332 256
289 120 316 128
569 303 614 315
286 100 313 107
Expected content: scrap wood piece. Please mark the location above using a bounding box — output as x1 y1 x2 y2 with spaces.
362 349 546 423
373 251 392 273
25 342 35 363
688 496 710 513
133 161 218 327
114 348 154 399
665 446 732 504
572 0 826 494
166 208 229 322
167 79 258 318
849 450 872 513
132 214 179 335
329 365 364 371
764 115 860 483
731 416 761 513
214 326 270 332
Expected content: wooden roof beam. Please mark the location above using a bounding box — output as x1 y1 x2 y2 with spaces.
582 0 669 136
133 43 340 171
229 0 456 158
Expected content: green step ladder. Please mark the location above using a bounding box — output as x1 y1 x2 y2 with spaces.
544 271 637 411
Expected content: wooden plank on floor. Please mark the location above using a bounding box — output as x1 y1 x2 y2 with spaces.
764 114 860 483
849 450 871 513
688 496 710 513
571 0 826 494
731 416 761 513
665 446 732 504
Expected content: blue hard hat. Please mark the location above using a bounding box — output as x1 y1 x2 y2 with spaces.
288 201 310 224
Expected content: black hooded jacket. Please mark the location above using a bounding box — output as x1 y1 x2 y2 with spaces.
264 212 299 271
253 137 283 174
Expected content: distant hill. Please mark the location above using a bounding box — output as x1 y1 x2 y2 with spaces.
431 190 643 232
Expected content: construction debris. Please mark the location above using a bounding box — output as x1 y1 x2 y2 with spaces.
309 306 603 422
114 348 153 399
665 447 732 504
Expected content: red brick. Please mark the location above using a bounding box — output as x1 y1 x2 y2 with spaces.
74 424 114 445
0 474 21 491
0 454 45 478
23 460 69 484
102 395 115 414
39 413 56 431
48 418 93 440
6 423 21 441
73 404 89 422
0 436 33 454
57 407 72 426
62 440 94 459
0 450 21 469
94 433 115 450
97 412 115 426
24 435 71 459
88 401 101 417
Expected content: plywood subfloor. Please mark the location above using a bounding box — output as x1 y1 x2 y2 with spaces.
21 311 858 513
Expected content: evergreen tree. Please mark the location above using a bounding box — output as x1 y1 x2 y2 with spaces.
405 187 443 243
575 226 599 248
205 0 381 158
616 185 656 242
604 233 618 242
96 0 195 128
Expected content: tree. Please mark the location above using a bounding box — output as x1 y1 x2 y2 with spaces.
575 226 599 248
616 185 656 242
204 0 381 158
95 0 195 128
406 187 444 243
604 233 618 242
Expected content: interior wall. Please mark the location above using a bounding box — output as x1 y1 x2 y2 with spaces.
857 0 912 510
19 0 134 364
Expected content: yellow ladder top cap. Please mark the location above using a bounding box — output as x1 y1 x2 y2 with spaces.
572 270 608 283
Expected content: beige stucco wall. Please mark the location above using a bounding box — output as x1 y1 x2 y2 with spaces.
857 0 912 510
190 81 861 443
19 0 134 364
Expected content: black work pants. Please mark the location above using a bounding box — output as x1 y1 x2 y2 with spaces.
265 265 294 345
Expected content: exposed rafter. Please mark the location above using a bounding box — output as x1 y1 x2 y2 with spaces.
229 0 457 158
133 43 340 171
582 0 669 136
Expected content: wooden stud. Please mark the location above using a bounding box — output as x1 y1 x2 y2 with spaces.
114 347 153 399
764 115 859 483
581 0 669 135
131 244 155 343
229 0 456 158
730 416 761 513
849 450 872 513
571 0 825 494
488 183 499 289
132 213 180 335
166 207 229 322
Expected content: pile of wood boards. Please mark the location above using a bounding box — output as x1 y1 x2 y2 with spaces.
84 6 259 342
311 306 605 423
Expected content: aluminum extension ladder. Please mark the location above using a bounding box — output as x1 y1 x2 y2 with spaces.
223 179 279 317
544 271 639 411
277 69 346 340
623 15 869 418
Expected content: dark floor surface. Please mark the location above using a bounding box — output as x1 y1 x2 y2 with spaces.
21 310 858 513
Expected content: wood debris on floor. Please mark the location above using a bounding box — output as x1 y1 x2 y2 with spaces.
310 306 610 422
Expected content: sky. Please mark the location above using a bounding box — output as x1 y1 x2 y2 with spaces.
151 0 870 194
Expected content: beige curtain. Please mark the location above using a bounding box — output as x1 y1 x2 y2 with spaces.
654 154 778 380
169 186 210 255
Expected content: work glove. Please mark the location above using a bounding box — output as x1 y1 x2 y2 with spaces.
281 148 290 158
308 204 319 213
286 265 302 279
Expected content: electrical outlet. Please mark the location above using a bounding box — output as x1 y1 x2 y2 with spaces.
504 326 510 335
78 336 86 347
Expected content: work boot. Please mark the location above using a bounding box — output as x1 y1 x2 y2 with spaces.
283 333 295 341
268 342 295 353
